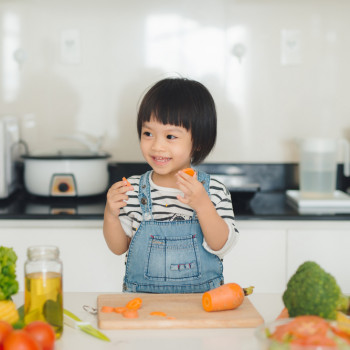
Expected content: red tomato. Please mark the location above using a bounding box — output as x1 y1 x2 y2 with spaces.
270 316 331 343
24 322 55 350
287 315 330 338
291 334 337 347
0 321 13 350
3 330 40 350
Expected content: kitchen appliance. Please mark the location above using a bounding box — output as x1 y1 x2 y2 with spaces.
286 189 350 214
298 138 350 199
0 115 20 199
211 174 260 205
22 151 111 197
22 134 111 197
97 293 263 329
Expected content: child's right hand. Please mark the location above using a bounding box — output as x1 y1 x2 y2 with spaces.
105 179 134 218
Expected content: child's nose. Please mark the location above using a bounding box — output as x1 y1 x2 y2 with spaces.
151 137 166 151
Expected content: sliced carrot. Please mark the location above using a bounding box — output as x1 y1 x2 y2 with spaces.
167 316 176 320
182 168 195 176
122 177 131 186
114 306 127 314
122 309 139 319
101 306 115 313
150 311 167 317
126 297 143 310
202 283 245 312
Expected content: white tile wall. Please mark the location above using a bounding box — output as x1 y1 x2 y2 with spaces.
1 0 350 162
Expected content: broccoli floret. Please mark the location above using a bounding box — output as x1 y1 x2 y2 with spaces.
282 261 348 320
0 246 19 300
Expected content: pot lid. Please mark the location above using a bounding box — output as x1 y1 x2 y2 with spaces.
22 149 111 160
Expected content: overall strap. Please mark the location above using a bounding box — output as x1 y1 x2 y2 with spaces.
193 171 211 219
196 170 211 196
138 171 153 220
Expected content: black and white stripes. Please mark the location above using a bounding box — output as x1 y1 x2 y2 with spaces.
119 172 239 258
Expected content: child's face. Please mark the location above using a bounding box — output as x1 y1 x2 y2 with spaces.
140 117 193 177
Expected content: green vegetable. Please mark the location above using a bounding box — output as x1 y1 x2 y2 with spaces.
283 261 349 320
0 246 19 300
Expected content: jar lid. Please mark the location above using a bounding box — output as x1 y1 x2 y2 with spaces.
27 245 60 260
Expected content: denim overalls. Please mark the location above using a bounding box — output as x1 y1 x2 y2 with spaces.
123 170 224 293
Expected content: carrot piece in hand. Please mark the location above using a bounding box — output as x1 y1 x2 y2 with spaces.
126 297 142 310
202 283 254 312
122 309 139 318
114 307 127 314
101 306 115 313
182 168 195 176
122 177 131 186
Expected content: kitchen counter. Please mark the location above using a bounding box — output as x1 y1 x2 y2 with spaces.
2 188 350 220
12 292 284 350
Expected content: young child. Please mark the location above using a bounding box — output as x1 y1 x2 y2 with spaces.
103 77 239 293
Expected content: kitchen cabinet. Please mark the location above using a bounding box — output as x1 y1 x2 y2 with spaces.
223 228 287 293
238 220 350 294
0 221 125 293
287 228 350 294
1 220 350 293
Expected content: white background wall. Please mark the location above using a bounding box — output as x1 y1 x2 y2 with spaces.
1 0 350 163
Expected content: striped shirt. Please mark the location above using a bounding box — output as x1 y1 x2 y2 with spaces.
119 171 239 259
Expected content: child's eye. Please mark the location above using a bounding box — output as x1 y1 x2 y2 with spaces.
167 135 176 140
143 131 152 137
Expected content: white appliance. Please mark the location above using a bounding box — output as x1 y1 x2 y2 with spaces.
286 190 350 214
0 116 20 198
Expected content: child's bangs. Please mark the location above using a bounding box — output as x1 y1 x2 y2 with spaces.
151 106 191 131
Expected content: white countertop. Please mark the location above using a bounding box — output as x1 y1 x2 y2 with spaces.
13 292 284 350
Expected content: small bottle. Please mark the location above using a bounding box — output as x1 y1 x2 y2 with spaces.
24 246 63 338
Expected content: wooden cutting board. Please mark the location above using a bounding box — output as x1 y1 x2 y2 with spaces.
97 293 264 329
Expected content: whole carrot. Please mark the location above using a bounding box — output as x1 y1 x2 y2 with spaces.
202 283 254 312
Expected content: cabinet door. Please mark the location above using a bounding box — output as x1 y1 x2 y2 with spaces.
287 230 350 294
0 227 125 292
223 229 287 293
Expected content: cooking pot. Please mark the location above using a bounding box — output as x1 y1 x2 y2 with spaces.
22 150 111 197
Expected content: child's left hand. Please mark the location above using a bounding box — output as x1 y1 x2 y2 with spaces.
175 170 209 210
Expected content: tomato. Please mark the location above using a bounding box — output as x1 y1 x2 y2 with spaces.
24 322 55 350
286 315 330 338
270 323 291 342
291 334 337 348
3 330 40 350
270 316 331 343
0 321 13 350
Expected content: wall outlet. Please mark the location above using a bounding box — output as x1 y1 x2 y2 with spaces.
61 29 81 64
281 29 302 66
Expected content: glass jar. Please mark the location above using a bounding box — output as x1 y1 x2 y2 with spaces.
24 246 63 338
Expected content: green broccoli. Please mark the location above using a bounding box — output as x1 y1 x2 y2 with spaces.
0 246 19 300
282 261 349 320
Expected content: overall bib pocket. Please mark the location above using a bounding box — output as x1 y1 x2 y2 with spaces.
145 234 201 281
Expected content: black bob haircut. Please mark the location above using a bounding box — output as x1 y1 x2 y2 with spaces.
137 77 217 165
